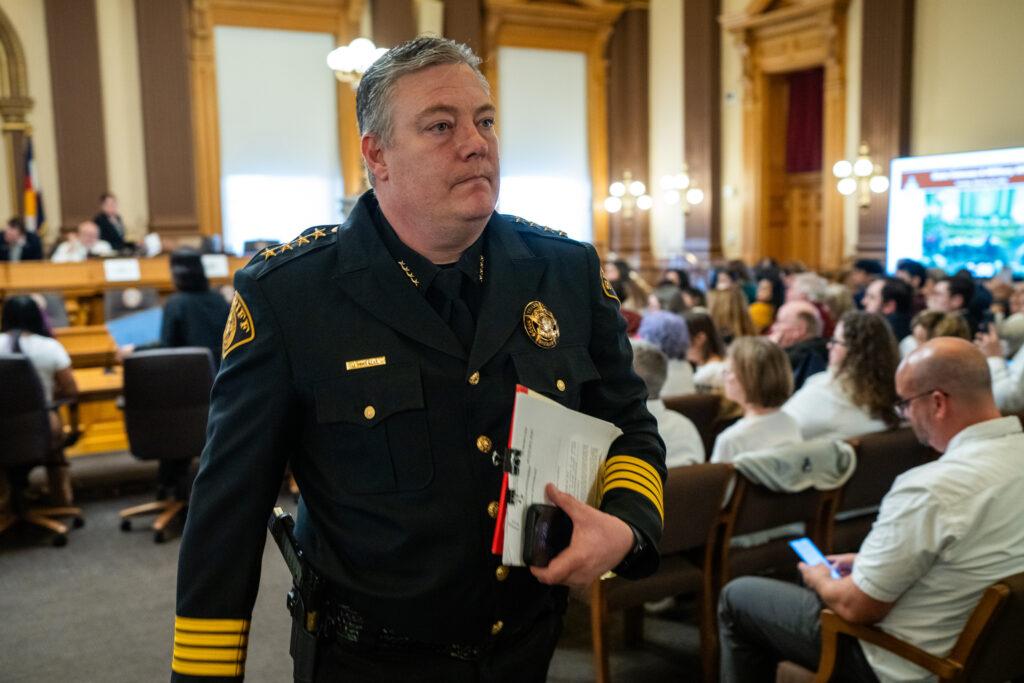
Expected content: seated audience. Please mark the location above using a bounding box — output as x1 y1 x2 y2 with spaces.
929 275 980 335
976 324 1024 414
93 192 128 251
895 257 928 313
769 300 827 390
862 276 914 341
783 311 899 440
685 311 727 392
902 310 972 357
822 282 854 326
0 217 43 261
681 286 706 310
646 282 686 315
51 221 113 262
748 273 784 333
718 338 1024 682
786 272 834 338
848 258 884 309
638 310 694 396
0 296 78 505
711 336 800 463
160 249 232 369
708 287 755 344
630 340 704 467
658 267 690 290
603 257 646 334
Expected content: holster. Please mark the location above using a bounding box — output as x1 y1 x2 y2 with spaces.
288 587 318 683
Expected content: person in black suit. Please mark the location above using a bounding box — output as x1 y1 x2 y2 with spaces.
170 36 666 683
0 217 43 261
93 192 127 251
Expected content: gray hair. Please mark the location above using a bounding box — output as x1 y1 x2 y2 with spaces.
356 36 488 185
630 339 668 400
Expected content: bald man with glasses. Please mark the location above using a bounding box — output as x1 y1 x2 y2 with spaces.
718 337 1024 682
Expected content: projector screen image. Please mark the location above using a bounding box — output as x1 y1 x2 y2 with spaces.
886 147 1024 278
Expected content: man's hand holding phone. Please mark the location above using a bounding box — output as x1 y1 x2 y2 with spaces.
529 483 634 590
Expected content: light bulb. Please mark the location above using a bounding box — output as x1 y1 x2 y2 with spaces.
609 182 626 198
837 177 858 195
604 196 623 213
676 173 690 189
832 160 853 178
628 180 647 197
869 175 890 193
660 175 675 190
853 157 874 177
636 195 653 211
686 188 705 205
664 189 681 205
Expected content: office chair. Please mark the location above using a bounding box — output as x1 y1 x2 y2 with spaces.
0 354 83 546
118 348 213 543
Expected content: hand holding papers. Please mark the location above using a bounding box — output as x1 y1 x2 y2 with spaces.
498 386 624 568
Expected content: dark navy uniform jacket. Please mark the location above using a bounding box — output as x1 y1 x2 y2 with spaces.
171 191 666 680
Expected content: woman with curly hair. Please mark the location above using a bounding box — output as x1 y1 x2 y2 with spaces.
782 310 900 439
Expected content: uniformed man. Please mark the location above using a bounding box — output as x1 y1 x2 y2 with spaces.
171 36 666 682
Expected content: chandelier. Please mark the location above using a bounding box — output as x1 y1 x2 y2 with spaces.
327 38 388 89
832 143 890 208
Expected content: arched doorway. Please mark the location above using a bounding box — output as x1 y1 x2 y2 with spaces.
0 6 34 217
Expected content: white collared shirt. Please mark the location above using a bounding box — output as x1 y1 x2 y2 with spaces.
51 239 114 263
661 358 696 397
852 416 1024 681
782 369 889 441
646 399 704 467
988 342 1024 414
710 409 802 464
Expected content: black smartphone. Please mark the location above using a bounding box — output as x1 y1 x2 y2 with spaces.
522 504 573 567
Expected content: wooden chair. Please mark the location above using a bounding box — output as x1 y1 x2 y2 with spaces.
784 571 1024 682
824 427 938 553
0 354 83 546
119 348 213 542
586 463 734 683
662 393 739 458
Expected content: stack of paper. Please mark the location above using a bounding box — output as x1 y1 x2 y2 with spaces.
499 385 622 567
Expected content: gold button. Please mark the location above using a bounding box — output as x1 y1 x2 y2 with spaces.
556 379 566 392
495 565 510 581
490 620 504 636
363 405 376 420
476 435 493 453
468 371 481 385
487 501 499 519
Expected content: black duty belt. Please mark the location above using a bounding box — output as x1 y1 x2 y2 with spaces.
319 601 485 662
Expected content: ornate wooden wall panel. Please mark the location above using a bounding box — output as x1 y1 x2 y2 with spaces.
371 0 416 47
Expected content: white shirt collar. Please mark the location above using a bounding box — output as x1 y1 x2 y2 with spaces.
942 416 1023 460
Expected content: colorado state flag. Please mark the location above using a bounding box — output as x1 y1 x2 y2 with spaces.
23 137 45 233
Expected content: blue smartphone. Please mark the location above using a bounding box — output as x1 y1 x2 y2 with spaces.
789 537 840 579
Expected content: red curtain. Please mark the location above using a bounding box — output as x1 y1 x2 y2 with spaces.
786 67 823 173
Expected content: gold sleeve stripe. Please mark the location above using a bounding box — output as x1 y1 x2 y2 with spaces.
174 633 249 648
603 463 663 497
602 477 665 521
174 616 250 634
603 472 663 506
171 658 245 677
605 455 662 487
172 645 246 663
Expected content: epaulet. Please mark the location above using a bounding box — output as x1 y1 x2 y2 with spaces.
506 214 574 242
246 224 340 279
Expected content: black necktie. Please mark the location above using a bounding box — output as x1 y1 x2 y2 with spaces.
431 267 476 352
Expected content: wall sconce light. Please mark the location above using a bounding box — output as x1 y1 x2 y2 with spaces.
833 142 890 208
327 38 388 89
660 164 705 214
604 170 652 218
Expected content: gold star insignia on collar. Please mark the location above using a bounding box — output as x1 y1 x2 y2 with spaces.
331 226 338 233
279 242 293 251
397 260 421 288
294 235 310 246
262 247 277 260
311 228 327 240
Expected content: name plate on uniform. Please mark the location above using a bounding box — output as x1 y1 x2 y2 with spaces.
103 258 141 282
201 254 230 278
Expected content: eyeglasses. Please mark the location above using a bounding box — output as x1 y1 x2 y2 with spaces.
894 389 946 417
826 338 846 348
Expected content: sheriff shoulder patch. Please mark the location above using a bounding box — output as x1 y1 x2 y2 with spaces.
222 291 256 359
601 274 620 302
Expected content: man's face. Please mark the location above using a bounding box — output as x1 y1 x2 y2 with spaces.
3 226 18 245
79 224 99 247
368 63 499 243
895 368 933 447
929 281 954 312
849 269 871 289
769 305 808 348
862 279 885 314
102 196 118 215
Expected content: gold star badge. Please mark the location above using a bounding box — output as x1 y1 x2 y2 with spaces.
222 292 256 359
294 235 310 246
523 301 559 349
311 228 326 240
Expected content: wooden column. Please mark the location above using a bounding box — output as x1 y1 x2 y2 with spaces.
445 0 483 54
45 0 108 232
136 0 200 236
856 0 914 260
372 0 417 46
606 4 650 265
683 0 722 261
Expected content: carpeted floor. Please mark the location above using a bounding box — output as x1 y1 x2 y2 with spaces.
0 452 702 682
